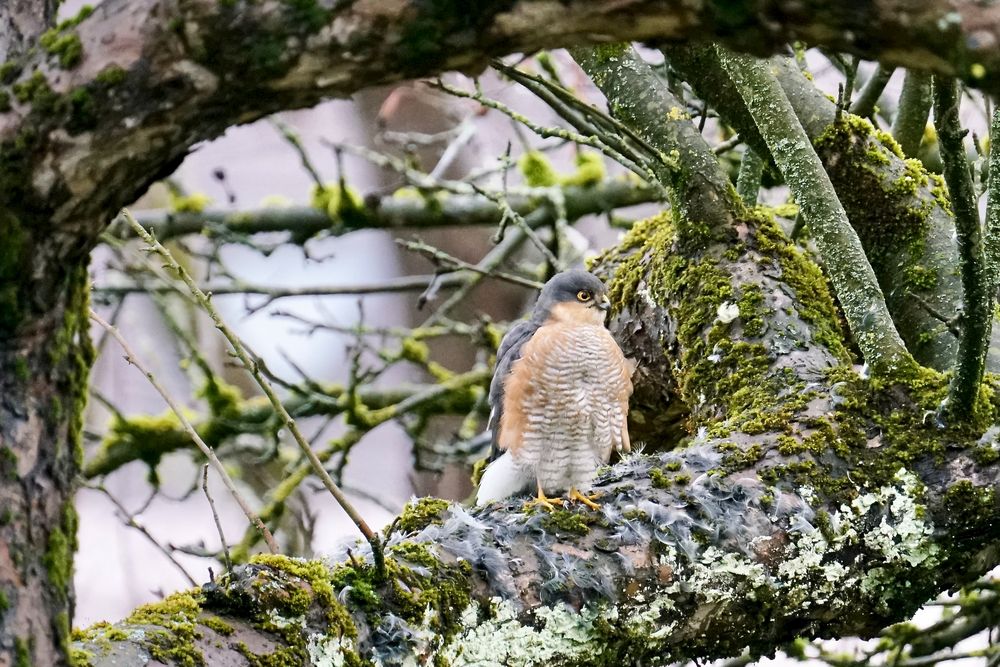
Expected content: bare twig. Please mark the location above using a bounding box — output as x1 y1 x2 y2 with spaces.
95 274 465 300
397 240 543 290
202 465 233 572
89 484 198 587
88 310 278 555
118 208 384 575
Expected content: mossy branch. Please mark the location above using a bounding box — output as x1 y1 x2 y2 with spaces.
570 44 740 238
83 375 487 478
719 50 915 378
666 47 968 371
118 179 659 244
893 70 933 157
986 106 1000 299
933 77 992 419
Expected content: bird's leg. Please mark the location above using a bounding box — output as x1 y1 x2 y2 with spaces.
568 487 602 510
522 481 563 512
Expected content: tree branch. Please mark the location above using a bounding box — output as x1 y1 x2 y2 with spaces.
665 46 973 371
933 77 992 418
720 50 915 378
118 180 659 243
850 64 895 118
893 70 934 156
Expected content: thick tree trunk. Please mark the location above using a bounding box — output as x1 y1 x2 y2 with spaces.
0 260 91 666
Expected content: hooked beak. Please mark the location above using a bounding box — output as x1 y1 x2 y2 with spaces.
597 295 611 312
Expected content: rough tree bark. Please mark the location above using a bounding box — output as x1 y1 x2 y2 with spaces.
3 1 1000 666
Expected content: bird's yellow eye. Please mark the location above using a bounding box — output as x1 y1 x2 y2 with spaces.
576 290 593 302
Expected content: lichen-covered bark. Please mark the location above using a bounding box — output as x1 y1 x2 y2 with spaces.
0 263 92 666
664 46 990 372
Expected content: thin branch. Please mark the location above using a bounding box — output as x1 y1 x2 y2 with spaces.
94 274 464 299
88 310 279 555
202 465 232 573
934 76 991 419
850 64 894 118
90 484 198 587
118 208 384 574
985 103 1000 301
270 119 326 191
736 148 764 205
893 70 933 156
397 239 543 290
718 49 914 377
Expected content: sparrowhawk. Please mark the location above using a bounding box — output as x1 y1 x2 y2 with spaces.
476 270 635 509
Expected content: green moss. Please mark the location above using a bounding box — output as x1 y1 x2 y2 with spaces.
13 356 28 381
736 283 767 337
170 192 212 213
396 497 449 533
813 118 950 365
125 591 206 666
0 61 20 84
518 151 558 186
40 31 84 69
281 0 331 33
200 616 235 636
44 503 78 603
560 151 606 186
66 88 96 134
0 211 29 330
903 264 938 290
599 209 849 441
540 508 594 535
718 442 764 469
94 65 127 86
69 646 94 667
972 445 1000 465
942 480 998 535
310 183 364 223
0 91 10 113
0 588 8 613
14 637 30 667
36 5 93 68
12 72 59 113
0 446 17 480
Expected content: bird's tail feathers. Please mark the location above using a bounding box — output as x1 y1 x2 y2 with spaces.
475 452 531 506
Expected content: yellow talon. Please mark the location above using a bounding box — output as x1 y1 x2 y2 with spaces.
522 484 563 512
568 487 602 510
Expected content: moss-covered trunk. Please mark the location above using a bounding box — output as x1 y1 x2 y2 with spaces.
0 249 92 666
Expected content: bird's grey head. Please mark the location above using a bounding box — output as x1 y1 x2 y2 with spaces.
530 270 611 323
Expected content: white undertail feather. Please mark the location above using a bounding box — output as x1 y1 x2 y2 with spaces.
475 452 532 506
